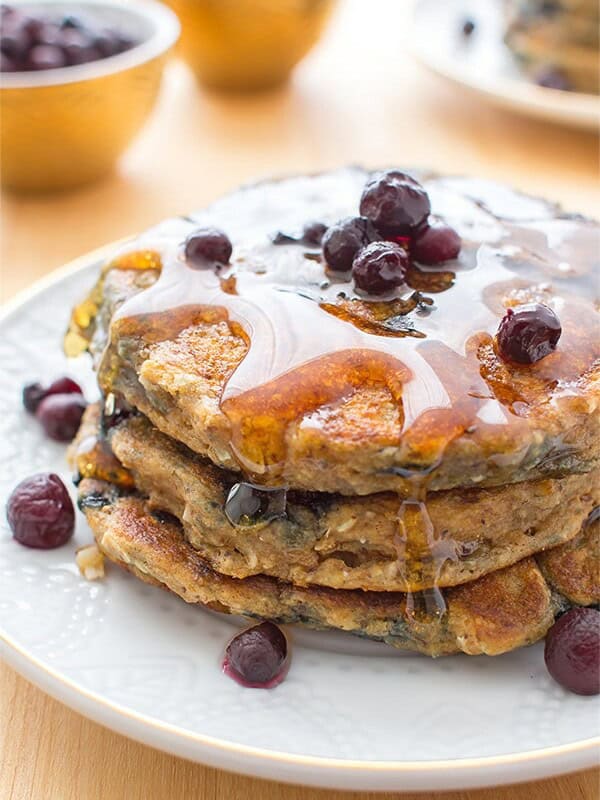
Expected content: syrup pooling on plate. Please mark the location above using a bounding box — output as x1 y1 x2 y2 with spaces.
92 168 599 597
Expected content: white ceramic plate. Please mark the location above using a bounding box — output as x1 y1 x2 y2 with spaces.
410 0 599 132
1 251 598 792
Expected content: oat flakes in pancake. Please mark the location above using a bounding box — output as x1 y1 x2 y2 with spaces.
67 169 600 496
72 403 600 593
77 475 599 657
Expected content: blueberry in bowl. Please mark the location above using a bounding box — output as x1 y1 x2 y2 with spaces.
0 4 138 72
0 0 180 192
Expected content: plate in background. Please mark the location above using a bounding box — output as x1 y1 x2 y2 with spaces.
410 0 599 131
0 251 598 792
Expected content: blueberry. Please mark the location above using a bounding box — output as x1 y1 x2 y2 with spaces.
322 216 378 272
0 27 30 60
93 29 120 57
6 473 75 549
225 483 287 526
0 50 15 69
23 16 47 42
544 608 600 695
184 227 232 269
33 23 62 48
272 220 328 247
536 67 571 92
101 393 132 434
36 393 87 441
114 33 135 54
462 18 475 36
22 382 46 413
0 6 25 26
302 220 328 246
27 44 67 70
272 231 298 245
0 9 136 70
225 622 288 686
360 170 431 234
540 1 560 16
60 28 97 65
69 45 100 66
496 303 561 365
352 241 409 295
412 221 461 265
46 376 84 396
23 376 83 413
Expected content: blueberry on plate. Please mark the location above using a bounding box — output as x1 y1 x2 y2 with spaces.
23 376 83 414
36 393 87 441
224 621 288 687
544 608 600 695
6 473 75 549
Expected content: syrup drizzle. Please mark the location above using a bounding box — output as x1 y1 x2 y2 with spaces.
89 168 599 606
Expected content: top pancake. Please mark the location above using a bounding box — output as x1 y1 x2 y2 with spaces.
68 168 600 496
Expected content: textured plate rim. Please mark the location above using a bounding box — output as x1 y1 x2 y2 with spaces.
408 0 600 132
1 248 599 791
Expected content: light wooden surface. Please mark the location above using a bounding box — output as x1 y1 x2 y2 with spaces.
1 1 598 798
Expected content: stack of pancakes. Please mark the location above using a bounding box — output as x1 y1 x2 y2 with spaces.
68 168 599 657
504 0 599 93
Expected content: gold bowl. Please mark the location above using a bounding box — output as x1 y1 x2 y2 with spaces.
0 0 180 192
168 0 337 92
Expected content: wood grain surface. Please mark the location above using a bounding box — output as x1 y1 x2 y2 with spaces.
1 1 598 797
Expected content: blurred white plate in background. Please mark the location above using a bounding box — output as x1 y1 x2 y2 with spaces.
410 0 599 131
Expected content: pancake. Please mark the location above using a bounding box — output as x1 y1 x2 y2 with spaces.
505 0 599 49
76 476 598 657
537 508 599 606
66 169 600 497
504 0 599 93
71 403 599 593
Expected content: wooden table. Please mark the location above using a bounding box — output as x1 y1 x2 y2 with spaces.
1 2 598 797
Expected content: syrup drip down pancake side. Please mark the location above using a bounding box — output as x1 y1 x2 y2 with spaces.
71 403 600 594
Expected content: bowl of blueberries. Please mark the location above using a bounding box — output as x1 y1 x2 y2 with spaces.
0 0 179 192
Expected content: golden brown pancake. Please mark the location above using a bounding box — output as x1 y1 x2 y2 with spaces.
77 476 598 657
67 168 599 658
72 403 599 593
67 169 600 496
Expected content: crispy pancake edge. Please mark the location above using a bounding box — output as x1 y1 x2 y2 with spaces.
76 477 598 657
